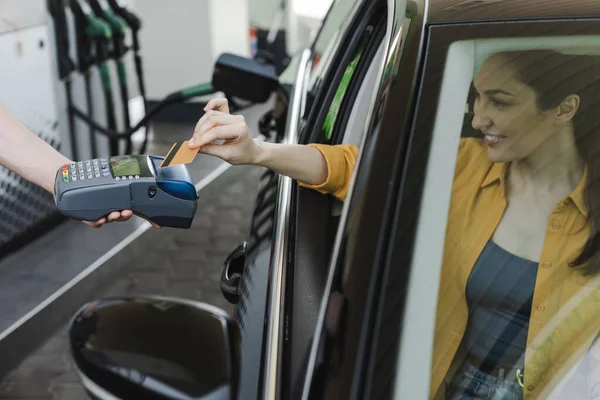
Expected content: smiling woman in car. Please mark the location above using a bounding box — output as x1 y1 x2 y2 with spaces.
191 49 600 399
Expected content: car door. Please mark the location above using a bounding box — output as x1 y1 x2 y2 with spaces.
303 3 600 400
297 0 419 398
225 0 383 398
281 3 392 399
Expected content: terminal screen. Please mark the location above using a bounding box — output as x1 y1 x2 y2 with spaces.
109 155 153 178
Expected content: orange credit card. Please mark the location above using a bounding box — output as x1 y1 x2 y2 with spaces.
159 141 199 168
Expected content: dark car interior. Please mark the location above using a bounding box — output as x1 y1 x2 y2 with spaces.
283 0 389 396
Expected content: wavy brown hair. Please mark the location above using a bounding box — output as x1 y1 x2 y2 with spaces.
497 50 600 274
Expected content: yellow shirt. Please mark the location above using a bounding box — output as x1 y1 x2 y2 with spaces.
301 138 600 399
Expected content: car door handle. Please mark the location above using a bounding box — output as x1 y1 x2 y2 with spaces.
220 242 247 304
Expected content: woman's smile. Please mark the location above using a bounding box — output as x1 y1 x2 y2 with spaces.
483 133 507 147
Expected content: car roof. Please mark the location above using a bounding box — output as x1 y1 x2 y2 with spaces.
427 0 600 24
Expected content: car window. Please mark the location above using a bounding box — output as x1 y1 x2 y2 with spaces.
299 2 415 398
303 0 364 115
335 34 387 147
320 28 372 142
382 24 600 400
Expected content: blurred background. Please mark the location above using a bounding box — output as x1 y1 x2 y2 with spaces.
0 1 332 398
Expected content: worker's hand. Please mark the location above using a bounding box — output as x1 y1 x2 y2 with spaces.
188 98 261 165
83 210 134 228
83 211 162 229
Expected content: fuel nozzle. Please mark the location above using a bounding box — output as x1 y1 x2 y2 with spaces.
70 0 112 63
106 0 142 36
88 0 128 59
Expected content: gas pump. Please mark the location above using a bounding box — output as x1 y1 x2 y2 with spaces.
88 0 134 154
106 0 150 154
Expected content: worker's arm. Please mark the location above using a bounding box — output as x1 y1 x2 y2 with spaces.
0 102 69 195
0 102 134 227
189 98 357 201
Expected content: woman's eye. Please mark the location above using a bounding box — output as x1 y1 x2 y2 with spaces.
490 98 507 107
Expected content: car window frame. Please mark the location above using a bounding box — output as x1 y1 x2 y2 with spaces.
330 20 388 146
366 18 600 400
299 0 418 398
281 3 394 396
299 0 389 145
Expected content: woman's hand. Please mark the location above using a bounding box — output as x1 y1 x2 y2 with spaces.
188 98 262 165
190 97 331 189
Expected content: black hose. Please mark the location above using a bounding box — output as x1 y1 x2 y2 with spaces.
119 75 132 153
134 51 150 154
65 78 79 161
71 91 183 139
84 71 98 158
103 87 119 155
71 92 253 143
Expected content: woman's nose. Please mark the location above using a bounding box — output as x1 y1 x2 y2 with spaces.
471 105 492 132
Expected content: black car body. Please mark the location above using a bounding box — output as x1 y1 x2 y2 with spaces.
224 0 600 399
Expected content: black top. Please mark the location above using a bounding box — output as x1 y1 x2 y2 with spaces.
464 240 538 369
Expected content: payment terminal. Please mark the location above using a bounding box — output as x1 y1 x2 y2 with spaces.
54 155 198 228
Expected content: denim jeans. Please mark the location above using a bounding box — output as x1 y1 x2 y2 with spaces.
446 361 524 400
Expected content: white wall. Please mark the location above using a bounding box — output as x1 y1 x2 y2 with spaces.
248 0 281 29
208 0 251 61
134 0 212 100
134 0 250 101
0 0 46 35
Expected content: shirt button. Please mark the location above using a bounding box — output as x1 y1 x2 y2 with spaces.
528 385 535 391
552 223 562 230
537 304 546 312
543 261 553 269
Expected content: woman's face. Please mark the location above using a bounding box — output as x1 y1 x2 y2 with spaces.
472 54 560 163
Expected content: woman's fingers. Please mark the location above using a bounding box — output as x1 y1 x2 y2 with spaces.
198 123 247 148
197 124 253 164
195 112 243 136
204 98 229 114
191 114 246 148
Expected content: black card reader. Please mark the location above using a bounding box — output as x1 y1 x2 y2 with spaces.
54 155 198 228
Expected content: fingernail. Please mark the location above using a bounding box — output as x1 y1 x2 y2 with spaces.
189 137 196 145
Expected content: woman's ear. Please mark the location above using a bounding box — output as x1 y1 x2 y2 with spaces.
556 94 580 123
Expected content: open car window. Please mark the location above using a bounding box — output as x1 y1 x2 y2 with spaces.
379 21 600 400
302 0 364 114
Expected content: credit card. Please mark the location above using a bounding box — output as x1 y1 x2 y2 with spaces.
159 141 199 168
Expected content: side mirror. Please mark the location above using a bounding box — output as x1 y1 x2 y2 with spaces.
212 53 278 103
68 296 240 400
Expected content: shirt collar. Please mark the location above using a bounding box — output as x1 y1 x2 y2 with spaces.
569 165 588 218
480 162 589 218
